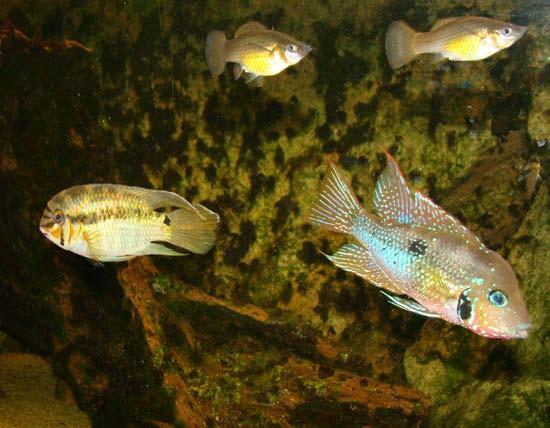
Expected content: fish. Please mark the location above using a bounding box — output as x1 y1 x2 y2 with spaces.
205 21 312 86
39 184 220 262
308 151 531 339
385 16 527 69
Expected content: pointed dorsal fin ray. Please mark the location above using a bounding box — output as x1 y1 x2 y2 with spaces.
235 21 267 38
373 151 482 245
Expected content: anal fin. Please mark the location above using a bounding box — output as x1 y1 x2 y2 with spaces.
380 290 440 318
325 243 401 294
243 72 264 87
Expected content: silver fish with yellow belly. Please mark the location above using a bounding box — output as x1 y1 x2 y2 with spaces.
308 152 531 339
205 21 312 86
39 184 219 262
385 16 527 69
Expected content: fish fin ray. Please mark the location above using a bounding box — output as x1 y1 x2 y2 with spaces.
139 242 188 257
234 21 267 38
83 230 102 261
325 244 401 293
374 151 482 245
205 30 227 76
165 204 219 254
124 186 202 217
243 72 263 87
380 290 440 318
385 20 418 69
308 162 364 234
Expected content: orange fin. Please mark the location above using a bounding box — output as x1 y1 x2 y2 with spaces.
374 152 482 245
325 243 402 294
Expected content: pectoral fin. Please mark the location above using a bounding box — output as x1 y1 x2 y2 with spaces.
83 230 102 261
380 290 440 318
243 73 264 87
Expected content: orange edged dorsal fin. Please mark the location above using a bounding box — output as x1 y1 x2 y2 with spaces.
373 150 483 246
235 21 267 38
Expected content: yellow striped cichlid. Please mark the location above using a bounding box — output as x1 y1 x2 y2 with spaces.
308 152 531 339
205 21 312 86
40 184 219 262
385 16 527 69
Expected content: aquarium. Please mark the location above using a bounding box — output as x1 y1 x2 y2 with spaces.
0 1 548 427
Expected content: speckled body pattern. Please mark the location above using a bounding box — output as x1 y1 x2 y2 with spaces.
309 153 530 338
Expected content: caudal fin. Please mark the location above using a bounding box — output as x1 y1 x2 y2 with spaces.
167 204 220 254
205 30 227 76
308 162 363 234
385 20 418 69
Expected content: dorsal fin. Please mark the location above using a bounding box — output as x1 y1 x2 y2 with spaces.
122 186 202 217
430 17 463 31
235 21 267 38
373 151 482 245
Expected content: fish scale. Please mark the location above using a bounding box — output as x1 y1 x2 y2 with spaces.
40 184 220 262
309 152 530 339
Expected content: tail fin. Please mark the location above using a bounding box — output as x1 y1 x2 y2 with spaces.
167 204 220 254
308 162 363 234
385 20 418 69
205 30 227 76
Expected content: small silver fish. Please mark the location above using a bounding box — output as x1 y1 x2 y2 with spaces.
40 184 219 262
309 152 531 339
205 21 312 86
385 16 527 69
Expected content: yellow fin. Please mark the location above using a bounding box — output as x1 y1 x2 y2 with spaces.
166 204 219 254
430 17 463 31
234 21 267 38
83 230 102 260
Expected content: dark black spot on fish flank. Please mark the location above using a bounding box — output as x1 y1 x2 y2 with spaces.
408 239 427 256
163 215 171 226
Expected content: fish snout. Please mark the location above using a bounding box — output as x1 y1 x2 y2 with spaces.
514 322 531 338
304 44 313 55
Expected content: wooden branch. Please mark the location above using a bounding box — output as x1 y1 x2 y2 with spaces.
0 23 92 53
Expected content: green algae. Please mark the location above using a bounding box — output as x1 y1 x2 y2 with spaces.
0 0 548 425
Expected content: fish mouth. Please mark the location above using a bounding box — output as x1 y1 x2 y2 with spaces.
303 44 313 55
514 322 531 338
518 25 528 38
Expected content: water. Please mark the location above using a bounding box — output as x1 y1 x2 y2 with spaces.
0 1 548 427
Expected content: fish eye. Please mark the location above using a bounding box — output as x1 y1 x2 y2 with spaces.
501 27 513 37
488 289 508 307
286 43 298 52
53 209 65 224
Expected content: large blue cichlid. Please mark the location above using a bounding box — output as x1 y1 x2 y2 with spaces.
308 152 531 339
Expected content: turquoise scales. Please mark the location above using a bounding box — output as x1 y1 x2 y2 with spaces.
308 152 530 339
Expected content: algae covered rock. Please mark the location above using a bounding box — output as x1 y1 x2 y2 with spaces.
0 0 548 426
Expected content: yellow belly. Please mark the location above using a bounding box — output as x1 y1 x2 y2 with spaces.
241 50 288 76
444 35 482 60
